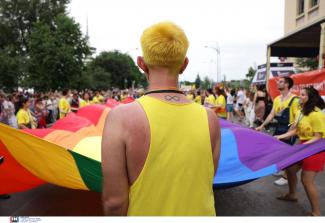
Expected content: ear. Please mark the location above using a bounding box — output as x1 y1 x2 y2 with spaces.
137 56 149 74
179 57 189 74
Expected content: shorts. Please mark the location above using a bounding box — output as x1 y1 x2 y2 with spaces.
235 103 244 112
299 140 325 172
226 104 234 112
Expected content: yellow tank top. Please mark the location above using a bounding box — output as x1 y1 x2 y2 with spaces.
215 95 227 118
128 96 215 216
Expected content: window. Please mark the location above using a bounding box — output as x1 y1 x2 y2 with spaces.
297 0 305 15
310 0 319 8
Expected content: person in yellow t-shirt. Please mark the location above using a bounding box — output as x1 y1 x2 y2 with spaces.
275 87 325 216
256 76 300 186
186 90 194 101
272 94 300 124
194 90 202 105
204 88 216 108
16 96 36 129
92 91 104 104
120 91 128 102
256 77 300 144
99 92 105 103
215 87 227 119
80 92 91 107
59 89 70 119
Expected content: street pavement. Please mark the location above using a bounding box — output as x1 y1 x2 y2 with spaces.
1 173 324 216
215 174 325 216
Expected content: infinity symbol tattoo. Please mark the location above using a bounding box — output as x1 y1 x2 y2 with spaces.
164 95 180 101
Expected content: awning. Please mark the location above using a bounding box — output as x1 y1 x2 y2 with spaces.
269 16 325 58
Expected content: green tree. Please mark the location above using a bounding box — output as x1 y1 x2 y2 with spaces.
201 76 213 89
295 58 318 71
227 80 239 89
194 73 201 89
245 66 256 82
183 80 193 86
227 79 250 89
0 0 71 90
0 47 23 91
0 0 70 53
26 14 91 91
84 51 145 90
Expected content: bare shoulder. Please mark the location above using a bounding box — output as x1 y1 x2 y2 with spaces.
107 101 142 119
104 101 146 131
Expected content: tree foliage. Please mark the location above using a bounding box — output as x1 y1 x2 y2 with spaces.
245 66 256 82
0 0 70 53
26 14 91 91
83 51 146 90
201 76 213 89
227 79 250 89
295 58 318 71
0 47 23 91
0 0 81 91
194 73 201 89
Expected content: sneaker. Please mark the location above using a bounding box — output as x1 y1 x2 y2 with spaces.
273 171 284 177
274 177 288 186
0 194 10 199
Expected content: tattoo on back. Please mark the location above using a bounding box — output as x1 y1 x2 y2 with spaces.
165 95 180 101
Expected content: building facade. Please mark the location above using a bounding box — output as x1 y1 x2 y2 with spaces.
285 0 325 34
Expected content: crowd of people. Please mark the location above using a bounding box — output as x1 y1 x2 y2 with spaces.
0 84 274 131
0 89 144 130
184 84 272 129
0 84 271 132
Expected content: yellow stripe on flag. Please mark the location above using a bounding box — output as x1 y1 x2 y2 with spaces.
0 123 88 190
73 136 102 162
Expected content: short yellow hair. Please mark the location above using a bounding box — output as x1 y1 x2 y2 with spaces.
140 22 189 74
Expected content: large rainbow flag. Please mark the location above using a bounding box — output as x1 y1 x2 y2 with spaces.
0 101 324 194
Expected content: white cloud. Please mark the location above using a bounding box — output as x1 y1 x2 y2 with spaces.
68 0 284 82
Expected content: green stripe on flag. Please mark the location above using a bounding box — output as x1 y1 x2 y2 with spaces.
69 150 103 192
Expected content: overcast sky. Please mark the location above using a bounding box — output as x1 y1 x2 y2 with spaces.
68 0 284 82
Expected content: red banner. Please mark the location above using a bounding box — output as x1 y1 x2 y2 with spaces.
268 69 325 100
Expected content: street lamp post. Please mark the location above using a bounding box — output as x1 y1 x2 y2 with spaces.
204 44 221 83
125 48 139 55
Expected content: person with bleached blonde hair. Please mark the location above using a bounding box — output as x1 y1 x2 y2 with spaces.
102 22 220 216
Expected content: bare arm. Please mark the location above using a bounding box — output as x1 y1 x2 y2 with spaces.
255 108 275 131
206 108 221 174
303 132 322 145
275 128 297 140
18 124 29 129
101 108 129 216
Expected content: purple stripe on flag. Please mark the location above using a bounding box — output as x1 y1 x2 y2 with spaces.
220 119 325 171
276 140 325 170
